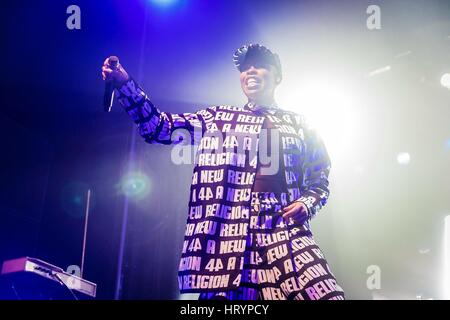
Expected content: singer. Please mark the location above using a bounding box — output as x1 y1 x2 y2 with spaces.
101 44 345 300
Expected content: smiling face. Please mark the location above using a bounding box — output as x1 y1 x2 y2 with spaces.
239 59 280 105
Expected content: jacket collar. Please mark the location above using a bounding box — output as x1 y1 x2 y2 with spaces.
243 101 280 115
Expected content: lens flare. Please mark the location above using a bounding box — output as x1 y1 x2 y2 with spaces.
397 152 411 165
119 171 151 200
440 73 450 89
60 182 94 218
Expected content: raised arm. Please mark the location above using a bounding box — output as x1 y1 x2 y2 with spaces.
101 57 215 145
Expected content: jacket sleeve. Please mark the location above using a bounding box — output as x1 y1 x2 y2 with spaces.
115 78 215 145
294 120 331 220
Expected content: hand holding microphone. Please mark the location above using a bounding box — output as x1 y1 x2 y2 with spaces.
102 56 129 112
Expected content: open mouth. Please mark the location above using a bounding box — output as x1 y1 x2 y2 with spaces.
246 77 261 89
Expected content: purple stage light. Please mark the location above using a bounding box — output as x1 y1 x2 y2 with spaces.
148 0 179 7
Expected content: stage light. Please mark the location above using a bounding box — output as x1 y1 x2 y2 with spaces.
366 65 391 78
396 152 410 165
354 165 365 175
119 171 151 200
277 77 359 162
444 215 450 299
441 73 450 89
148 0 179 7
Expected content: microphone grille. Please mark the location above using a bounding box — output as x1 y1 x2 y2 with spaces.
109 56 119 68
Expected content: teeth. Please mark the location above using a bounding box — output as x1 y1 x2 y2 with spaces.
247 78 259 86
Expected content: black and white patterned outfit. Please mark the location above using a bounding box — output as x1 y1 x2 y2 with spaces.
116 78 345 300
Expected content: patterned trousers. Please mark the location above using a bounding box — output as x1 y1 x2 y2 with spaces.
199 191 345 300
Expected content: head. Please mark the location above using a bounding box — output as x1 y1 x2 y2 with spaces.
233 44 282 105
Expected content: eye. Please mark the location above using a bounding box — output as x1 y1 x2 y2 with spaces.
258 62 272 70
240 63 252 72
240 62 270 72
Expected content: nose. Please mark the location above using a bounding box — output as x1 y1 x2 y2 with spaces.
245 65 258 75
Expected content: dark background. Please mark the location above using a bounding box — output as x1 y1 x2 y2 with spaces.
0 0 449 299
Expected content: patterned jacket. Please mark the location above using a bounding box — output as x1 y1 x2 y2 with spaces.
116 78 331 293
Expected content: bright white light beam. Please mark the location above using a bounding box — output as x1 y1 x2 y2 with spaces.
444 215 450 299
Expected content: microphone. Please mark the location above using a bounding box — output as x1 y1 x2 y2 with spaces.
103 56 119 112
